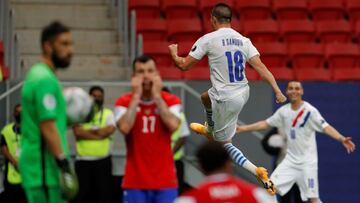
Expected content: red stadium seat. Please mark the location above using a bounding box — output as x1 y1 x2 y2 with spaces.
280 20 316 43
316 20 352 43
0 41 4 66
309 0 345 21
167 18 203 43
332 68 360 81
243 20 279 43
295 68 331 81
136 18 167 41
354 21 360 41
163 0 198 19
177 42 208 66
269 67 295 81
157 66 183 80
289 43 324 69
199 0 235 20
325 43 359 69
143 41 172 66
245 67 260 81
235 0 272 20
347 0 360 24
129 0 161 18
273 0 308 20
255 42 287 68
183 66 210 80
1 65 9 81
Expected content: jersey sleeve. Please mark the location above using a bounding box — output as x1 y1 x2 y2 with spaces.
266 108 283 128
105 111 116 127
35 77 58 122
164 93 182 119
189 36 207 60
114 96 129 122
179 113 191 138
246 40 260 61
308 108 329 132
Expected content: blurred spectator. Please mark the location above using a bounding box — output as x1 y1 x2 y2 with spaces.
72 86 116 203
162 87 192 194
115 55 181 203
0 104 27 202
262 128 302 203
174 142 276 203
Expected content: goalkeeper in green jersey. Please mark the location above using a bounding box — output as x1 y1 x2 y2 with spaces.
20 21 78 203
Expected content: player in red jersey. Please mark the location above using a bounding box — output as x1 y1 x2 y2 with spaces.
174 142 276 203
114 55 181 203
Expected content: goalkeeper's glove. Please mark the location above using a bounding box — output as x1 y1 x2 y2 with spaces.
56 158 79 200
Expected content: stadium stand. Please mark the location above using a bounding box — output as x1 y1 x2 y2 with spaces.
280 20 316 43
325 43 359 69
254 42 287 68
157 66 183 80
235 0 272 20
183 66 210 80
199 0 235 20
309 0 345 21
128 0 161 18
316 20 352 43
295 68 332 81
347 0 360 24
136 18 167 41
288 43 324 69
177 42 208 66
244 67 260 80
0 41 4 67
162 0 198 19
167 18 203 43
243 19 279 43
143 41 173 66
268 67 295 81
273 0 309 21
332 67 360 81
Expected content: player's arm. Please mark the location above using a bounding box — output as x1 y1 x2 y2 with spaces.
117 95 140 135
40 120 65 159
248 55 286 103
152 75 181 132
236 120 271 134
72 125 103 140
94 113 116 138
169 44 199 71
0 135 18 169
323 125 356 154
173 137 187 154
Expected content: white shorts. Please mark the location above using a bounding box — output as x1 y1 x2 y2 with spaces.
270 158 319 201
208 86 249 142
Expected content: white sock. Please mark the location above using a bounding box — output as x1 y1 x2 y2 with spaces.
223 143 257 175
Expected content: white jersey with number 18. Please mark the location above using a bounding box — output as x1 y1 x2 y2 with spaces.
189 27 259 100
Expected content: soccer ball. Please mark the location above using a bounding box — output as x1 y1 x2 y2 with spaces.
63 87 94 124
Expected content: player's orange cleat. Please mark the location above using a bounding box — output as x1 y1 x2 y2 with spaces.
189 122 214 141
256 167 277 196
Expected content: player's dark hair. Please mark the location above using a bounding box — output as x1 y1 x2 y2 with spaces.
14 103 21 112
197 142 231 175
212 3 232 23
132 54 155 72
41 21 70 49
89 86 104 95
287 80 303 89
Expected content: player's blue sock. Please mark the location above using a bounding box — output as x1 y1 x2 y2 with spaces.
223 143 257 175
205 109 214 132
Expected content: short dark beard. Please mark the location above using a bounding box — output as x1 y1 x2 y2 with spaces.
51 49 71 69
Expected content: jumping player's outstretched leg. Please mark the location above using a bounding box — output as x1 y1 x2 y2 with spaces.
190 91 276 195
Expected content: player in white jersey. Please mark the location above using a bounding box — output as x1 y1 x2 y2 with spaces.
236 81 356 203
168 3 286 196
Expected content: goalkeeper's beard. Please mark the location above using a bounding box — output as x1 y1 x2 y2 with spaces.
52 50 72 69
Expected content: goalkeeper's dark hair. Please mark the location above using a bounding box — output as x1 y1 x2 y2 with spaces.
197 142 231 175
212 3 232 23
41 21 70 49
132 54 155 72
89 86 104 95
14 103 21 112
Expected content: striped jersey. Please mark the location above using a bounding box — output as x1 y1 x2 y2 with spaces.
266 102 329 165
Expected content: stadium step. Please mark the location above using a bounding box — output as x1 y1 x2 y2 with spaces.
13 3 115 30
11 0 124 80
21 55 128 80
17 29 121 55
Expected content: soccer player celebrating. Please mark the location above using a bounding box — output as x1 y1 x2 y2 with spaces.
236 81 356 203
168 3 286 195
20 21 78 203
174 142 276 203
114 55 181 203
